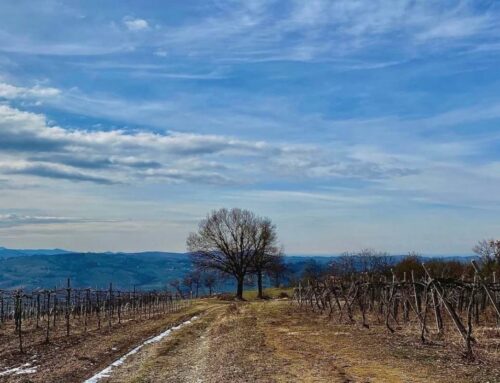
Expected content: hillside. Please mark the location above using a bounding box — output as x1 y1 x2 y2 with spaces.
0 252 192 290
0 247 477 290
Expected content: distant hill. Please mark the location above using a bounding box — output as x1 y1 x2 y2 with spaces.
0 247 25 258
0 251 192 290
0 247 478 291
0 246 72 259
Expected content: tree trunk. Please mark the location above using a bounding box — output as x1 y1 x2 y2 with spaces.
257 270 263 299
236 277 244 300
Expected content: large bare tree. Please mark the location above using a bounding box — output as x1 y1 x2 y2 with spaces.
187 208 279 299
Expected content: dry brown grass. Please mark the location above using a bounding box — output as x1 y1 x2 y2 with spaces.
263 302 500 383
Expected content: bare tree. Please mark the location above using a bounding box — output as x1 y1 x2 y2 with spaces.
473 239 500 275
251 218 281 299
474 239 500 262
182 275 193 296
187 208 276 299
331 252 356 277
302 259 326 282
266 256 288 288
203 273 217 295
169 279 183 297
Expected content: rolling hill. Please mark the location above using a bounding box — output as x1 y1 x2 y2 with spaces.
0 251 192 290
0 247 476 291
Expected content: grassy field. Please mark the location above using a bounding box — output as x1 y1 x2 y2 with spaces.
242 287 294 300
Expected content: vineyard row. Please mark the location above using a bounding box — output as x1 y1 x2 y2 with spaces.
0 278 190 353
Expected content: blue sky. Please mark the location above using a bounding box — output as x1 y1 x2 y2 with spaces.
0 0 499 254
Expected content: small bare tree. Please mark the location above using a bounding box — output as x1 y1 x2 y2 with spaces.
169 279 183 297
203 273 217 295
473 239 500 275
266 256 288 288
182 275 193 296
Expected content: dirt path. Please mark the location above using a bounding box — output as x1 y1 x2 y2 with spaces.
103 299 500 383
3 299 498 382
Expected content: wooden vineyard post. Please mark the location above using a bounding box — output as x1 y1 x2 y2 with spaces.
118 291 121 324
66 278 71 336
45 291 51 343
465 280 477 360
149 293 152 318
84 289 90 332
402 272 409 323
0 291 4 324
15 291 23 353
53 287 58 328
36 293 41 329
494 272 499 326
108 283 113 328
133 285 136 319
96 290 101 330
299 281 302 307
420 283 429 343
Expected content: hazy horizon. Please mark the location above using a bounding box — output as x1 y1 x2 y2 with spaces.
1 1 499 254
0 244 475 258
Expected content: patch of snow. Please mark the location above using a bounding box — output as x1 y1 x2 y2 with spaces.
0 363 38 377
83 316 198 383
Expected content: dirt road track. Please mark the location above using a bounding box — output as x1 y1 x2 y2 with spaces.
99 300 499 383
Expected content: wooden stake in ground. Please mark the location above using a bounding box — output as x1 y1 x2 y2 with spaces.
15 291 24 353
45 291 51 343
66 278 71 336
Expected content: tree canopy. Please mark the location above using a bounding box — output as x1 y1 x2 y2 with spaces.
187 207 281 299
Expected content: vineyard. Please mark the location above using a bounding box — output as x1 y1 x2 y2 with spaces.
0 278 189 353
292 261 500 360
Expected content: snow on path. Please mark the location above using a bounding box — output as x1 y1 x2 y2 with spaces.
83 316 199 383
0 363 38 377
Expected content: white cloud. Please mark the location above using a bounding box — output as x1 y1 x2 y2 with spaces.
0 213 87 228
154 49 168 57
147 0 497 62
0 103 280 185
0 82 60 99
123 17 149 31
0 102 421 186
0 1 496 60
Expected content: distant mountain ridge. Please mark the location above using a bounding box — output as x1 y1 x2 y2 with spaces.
0 251 193 290
0 247 478 291
0 246 72 258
